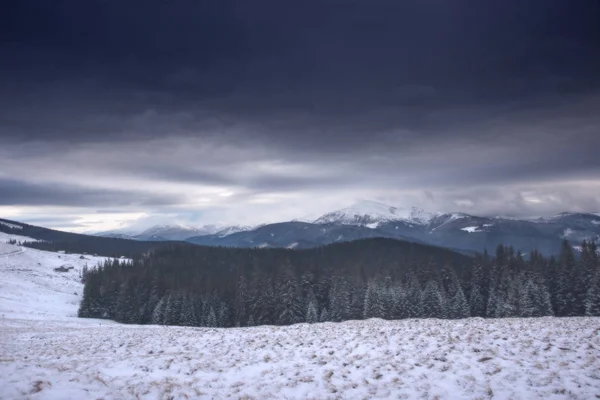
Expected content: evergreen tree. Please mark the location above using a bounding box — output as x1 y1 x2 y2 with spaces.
421 280 445 319
469 254 487 317
305 287 319 323
405 272 422 318
180 295 198 326
114 282 137 323
235 275 249 327
390 282 409 319
329 276 352 322
164 294 182 326
276 263 304 325
319 307 330 322
445 269 470 319
554 240 577 316
151 296 167 325
579 241 599 315
585 273 600 316
363 279 386 319
218 301 231 327
206 305 217 327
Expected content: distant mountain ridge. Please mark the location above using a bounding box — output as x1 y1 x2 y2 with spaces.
97 224 253 241
16 200 598 256
185 201 600 255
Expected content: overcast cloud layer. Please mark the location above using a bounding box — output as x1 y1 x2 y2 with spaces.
1 0 599 232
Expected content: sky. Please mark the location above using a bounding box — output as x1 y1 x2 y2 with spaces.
1 0 600 232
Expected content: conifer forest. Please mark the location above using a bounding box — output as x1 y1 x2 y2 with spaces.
79 238 600 327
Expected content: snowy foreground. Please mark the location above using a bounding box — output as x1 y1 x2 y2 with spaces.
1 235 600 399
2 317 600 399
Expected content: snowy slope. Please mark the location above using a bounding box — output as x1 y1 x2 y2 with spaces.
0 233 114 320
1 317 599 399
314 200 435 227
214 225 254 238
98 223 253 241
0 221 23 230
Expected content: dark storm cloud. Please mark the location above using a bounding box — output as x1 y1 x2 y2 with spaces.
2 0 599 140
1 0 600 224
0 179 178 207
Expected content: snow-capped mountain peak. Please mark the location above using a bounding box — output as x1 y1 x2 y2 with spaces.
96 223 254 241
314 200 435 227
214 225 254 238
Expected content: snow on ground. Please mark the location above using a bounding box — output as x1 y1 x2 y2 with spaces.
0 221 23 230
461 226 482 233
0 231 43 244
1 233 600 399
0 235 112 320
1 317 599 400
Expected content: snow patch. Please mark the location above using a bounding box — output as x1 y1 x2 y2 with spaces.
286 242 299 249
0 231 41 244
461 226 482 233
215 225 253 237
562 228 574 238
0 221 23 230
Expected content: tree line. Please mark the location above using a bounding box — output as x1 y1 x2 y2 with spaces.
78 238 600 327
0 217 178 258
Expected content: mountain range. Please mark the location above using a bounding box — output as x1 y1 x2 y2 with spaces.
95 200 600 256
96 224 253 241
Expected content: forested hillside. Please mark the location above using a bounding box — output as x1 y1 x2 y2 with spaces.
79 238 600 327
0 218 181 258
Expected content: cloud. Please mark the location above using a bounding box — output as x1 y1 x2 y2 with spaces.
1 0 599 231
0 179 179 208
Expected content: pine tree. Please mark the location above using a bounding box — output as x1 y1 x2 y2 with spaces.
405 272 422 318
492 268 519 318
421 280 446 319
276 263 304 325
180 295 198 326
579 241 599 316
554 240 577 316
319 307 330 322
329 276 351 322
390 282 409 319
164 294 182 326
305 287 319 323
218 301 231 327
534 278 553 317
235 275 248 327
151 296 167 325
585 273 600 316
363 279 386 319
445 269 470 319
469 254 486 317
486 246 506 317
115 282 137 323
144 279 161 324
206 305 217 327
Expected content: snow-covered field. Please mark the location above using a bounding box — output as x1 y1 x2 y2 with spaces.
1 233 600 400
2 317 600 399
0 233 109 320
